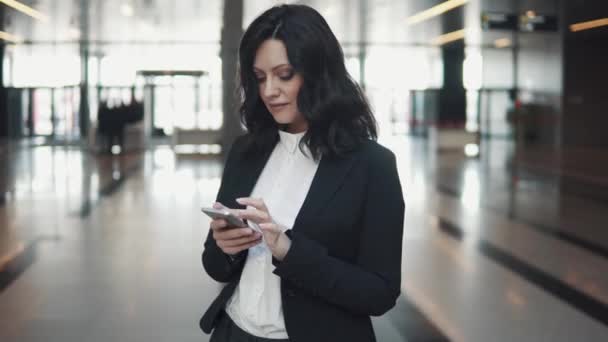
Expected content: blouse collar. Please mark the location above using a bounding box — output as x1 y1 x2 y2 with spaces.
278 130 306 154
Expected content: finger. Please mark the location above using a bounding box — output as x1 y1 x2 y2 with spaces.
211 203 240 217
236 197 268 212
223 238 263 255
210 219 227 231
258 222 280 233
217 232 263 248
214 227 255 240
258 223 283 246
236 208 270 223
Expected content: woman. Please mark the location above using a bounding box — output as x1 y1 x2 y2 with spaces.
201 4 405 342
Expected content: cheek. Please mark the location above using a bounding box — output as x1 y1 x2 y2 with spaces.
287 81 303 102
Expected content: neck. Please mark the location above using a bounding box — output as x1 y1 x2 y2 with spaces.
286 121 308 134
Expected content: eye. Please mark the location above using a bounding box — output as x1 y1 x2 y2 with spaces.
279 70 295 81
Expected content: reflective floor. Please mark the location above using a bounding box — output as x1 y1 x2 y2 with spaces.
1 136 608 341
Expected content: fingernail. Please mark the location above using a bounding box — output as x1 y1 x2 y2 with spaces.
236 198 244 203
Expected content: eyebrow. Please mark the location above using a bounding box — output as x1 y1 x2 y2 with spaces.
253 64 291 72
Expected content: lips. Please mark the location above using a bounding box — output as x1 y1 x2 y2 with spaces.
268 103 288 110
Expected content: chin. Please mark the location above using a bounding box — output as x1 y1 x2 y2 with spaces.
271 114 296 125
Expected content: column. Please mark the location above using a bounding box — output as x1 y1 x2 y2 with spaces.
0 5 7 139
220 0 245 156
438 7 466 127
78 0 90 141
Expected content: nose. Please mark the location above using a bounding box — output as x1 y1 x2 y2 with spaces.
262 77 280 98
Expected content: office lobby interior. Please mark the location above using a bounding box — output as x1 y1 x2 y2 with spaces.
1 0 607 341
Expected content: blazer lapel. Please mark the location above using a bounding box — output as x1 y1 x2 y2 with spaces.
292 152 360 231
227 143 276 207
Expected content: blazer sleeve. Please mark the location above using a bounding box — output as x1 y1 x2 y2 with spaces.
273 147 405 316
202 137 248 283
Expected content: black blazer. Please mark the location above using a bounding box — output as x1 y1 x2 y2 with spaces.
200 134 405 342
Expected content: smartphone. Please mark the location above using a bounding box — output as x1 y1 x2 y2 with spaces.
201 207 248 228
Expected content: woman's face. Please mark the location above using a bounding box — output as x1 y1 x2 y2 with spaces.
254 39 306 133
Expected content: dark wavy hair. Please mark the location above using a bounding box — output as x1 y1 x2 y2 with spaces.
238 4 377 160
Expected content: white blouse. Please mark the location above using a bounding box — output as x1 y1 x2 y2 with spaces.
225 130 320 339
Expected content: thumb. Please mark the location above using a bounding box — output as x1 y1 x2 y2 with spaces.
258 223 277 234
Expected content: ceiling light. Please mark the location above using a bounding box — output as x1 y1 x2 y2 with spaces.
570 17 608 32
431 29 467 45
121 3 134 17
406 0 469 26
0 30 23 43
494 37 511 48
0 0 49 22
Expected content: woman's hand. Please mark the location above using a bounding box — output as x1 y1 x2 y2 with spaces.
210 202 263 256
235 197 292 261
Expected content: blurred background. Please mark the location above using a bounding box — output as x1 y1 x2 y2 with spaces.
0 0 607 341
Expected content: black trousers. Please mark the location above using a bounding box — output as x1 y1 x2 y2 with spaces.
210 311 290 342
